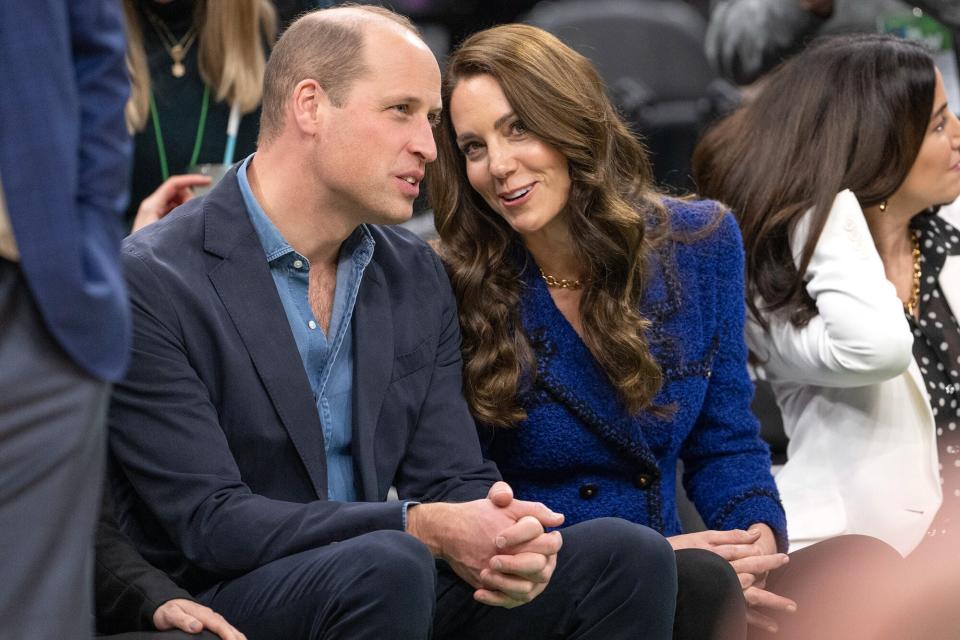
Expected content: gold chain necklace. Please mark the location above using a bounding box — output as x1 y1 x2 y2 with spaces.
539 268 584 290
904 231 921 317
142 6 199 78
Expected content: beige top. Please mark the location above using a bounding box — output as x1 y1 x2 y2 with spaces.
0 173 19 261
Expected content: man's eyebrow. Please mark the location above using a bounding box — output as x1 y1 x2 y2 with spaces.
384 95 424 106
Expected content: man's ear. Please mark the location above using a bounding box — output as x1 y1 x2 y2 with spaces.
290 78 328 135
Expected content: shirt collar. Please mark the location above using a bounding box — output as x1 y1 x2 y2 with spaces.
237 154 375 267
238 154 294 263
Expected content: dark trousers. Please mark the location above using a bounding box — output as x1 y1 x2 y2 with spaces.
199 517 679 640
0 260 111 640
99 633 220 640
674 548 746 640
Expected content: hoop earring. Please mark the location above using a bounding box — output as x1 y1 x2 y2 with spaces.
879 200 888 212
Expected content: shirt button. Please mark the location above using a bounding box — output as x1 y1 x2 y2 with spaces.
293 259 304 269
579 484 598 499
308 320 317 330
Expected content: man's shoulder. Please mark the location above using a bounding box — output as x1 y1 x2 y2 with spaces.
366 223 442 281
123 198 206 263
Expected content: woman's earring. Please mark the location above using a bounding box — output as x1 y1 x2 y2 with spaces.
879 200 888 212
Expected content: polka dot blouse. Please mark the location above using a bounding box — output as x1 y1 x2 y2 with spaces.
908 212 960 556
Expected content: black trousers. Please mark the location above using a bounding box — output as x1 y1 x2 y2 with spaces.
198 517 680 640
674 548 746 640
99 633 220 640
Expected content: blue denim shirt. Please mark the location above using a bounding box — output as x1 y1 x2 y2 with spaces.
238 155 373 502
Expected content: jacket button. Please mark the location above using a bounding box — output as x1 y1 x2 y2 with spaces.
579 483 598 499
634 473 653 489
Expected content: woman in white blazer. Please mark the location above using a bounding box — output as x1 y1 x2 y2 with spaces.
694 33 960 638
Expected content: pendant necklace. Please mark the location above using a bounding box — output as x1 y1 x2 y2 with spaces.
142 5 199 78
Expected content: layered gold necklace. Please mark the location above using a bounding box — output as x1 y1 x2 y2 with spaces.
904 232 921 317
142 6 199 78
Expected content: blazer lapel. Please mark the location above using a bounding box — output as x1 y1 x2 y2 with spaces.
351 259 393 500
203 170 328 498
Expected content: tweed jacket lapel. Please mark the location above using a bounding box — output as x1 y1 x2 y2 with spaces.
519 265 661 478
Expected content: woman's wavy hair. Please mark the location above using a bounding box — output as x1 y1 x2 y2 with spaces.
123 0 277 133
428 23 670 428
692 34 936 329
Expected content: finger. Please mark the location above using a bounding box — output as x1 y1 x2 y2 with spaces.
473 587 525 609
506 499 564 529
165 174 213 190
731 553 789 576
746 607 779 634
505 530 563 556
706 528 761 545
162 606 204 633
711 542 764 561
150 175 210 203
490 551 548 578
737 571 756 590
495 515 544 549
190 609 243 640
487 481 513 507
479 567 540 600
744 586 797 613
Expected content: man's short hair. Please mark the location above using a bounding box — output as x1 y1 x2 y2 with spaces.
258 5 420 146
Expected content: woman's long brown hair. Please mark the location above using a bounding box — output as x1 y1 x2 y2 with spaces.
429 24 671 427
123 0 277 133
692 34 936 329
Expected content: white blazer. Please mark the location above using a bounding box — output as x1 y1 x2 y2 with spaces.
747 190 960 556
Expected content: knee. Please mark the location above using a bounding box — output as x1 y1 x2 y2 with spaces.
676 548 741 600
358 530 436 591
574 517 678 589
675 548 746 640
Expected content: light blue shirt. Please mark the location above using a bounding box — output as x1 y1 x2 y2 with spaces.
237 155 373 502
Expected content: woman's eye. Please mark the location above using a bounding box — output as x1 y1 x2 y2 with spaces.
460 141 483 157
392 104 410 114
510 120 527 135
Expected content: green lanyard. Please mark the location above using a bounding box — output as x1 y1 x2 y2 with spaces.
148 84 210 181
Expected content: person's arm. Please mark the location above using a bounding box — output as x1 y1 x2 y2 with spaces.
68 0 132 244
676 213 795 632
678 212 787 550
109 248 412 577
110 241 558 593
397 247 564 608
96 488 246 639
747 190 913 388
705 0 831 85
95 486 192 634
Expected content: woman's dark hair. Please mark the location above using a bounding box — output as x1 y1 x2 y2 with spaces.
428 24 669 427
692 34 936 329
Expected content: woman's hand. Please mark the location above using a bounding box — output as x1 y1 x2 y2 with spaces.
132 174 212 233
668 525 796 633
153 598 246 639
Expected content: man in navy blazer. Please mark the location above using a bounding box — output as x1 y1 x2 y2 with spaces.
109 6 678 639
0 1 132 638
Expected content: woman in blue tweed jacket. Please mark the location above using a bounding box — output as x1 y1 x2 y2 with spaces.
429 23 903 640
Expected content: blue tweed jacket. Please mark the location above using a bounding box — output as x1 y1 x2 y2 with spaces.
482 199 788 550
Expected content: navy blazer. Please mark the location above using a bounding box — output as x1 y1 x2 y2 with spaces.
0 0 131 380
108 167 499 593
